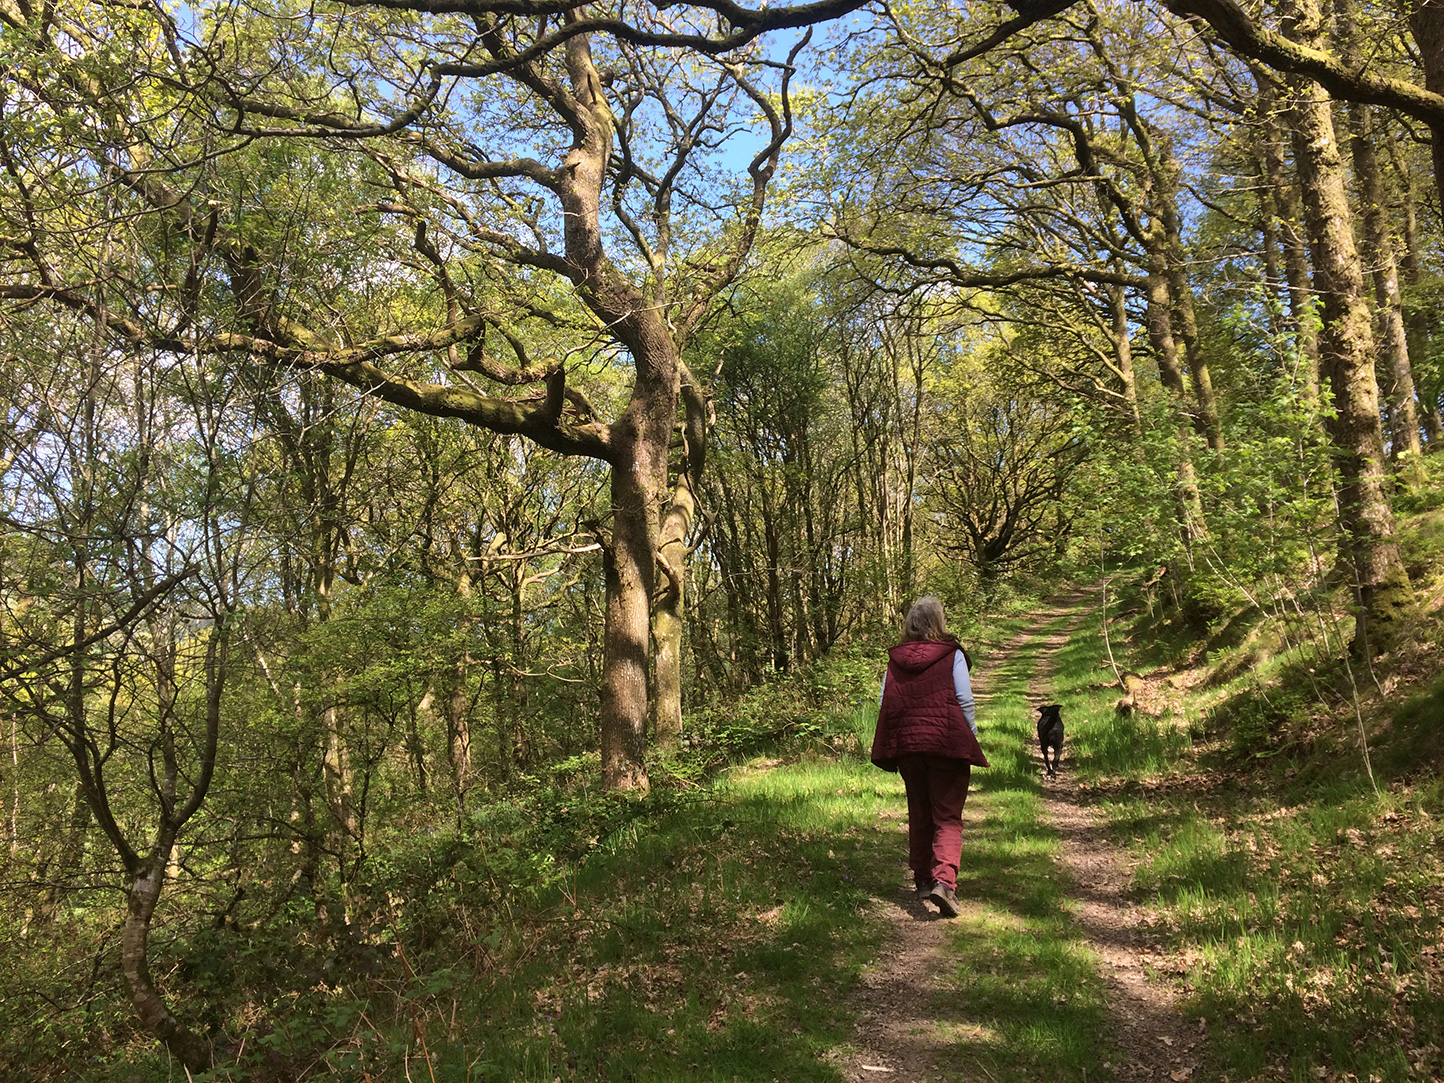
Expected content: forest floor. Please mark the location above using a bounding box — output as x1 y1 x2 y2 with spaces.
840 587 1208 1083
43 578 1441 1081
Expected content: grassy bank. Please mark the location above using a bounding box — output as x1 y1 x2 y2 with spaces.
1054 571 1444 1083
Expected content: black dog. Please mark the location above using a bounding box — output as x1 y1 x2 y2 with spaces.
1037 704 1064 777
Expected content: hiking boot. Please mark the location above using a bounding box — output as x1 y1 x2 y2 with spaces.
926 881 961 918
915 879 936 895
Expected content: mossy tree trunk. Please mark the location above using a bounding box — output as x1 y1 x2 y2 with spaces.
653 376 707 753
1338 0 1424 472
1284 0 1416 650
1255 68 1321 397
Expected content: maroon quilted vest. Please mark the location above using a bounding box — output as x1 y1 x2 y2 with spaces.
871 640 989 770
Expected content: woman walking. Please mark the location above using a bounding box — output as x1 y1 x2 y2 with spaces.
871 596 987 918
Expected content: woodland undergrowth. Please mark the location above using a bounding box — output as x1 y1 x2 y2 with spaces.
8 508 1444 1082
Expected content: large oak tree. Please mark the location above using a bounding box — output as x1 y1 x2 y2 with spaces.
1 0 863 793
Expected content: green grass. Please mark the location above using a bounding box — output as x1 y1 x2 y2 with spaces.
259 759 902 1082
926 605 1118 1082
1122 781 1444 1083
212 607 1129 1083
41 586 1444 1082
400 583 1438 1083
1055 584 1444 1083
939 784 1112 1082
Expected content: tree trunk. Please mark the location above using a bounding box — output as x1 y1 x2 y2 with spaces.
597 334 676 790
900 335 924 603
1256 69 1321 395
448 659 475 789
1145 244 1190 403
405 696 429 797
1339 0 1424 471
1107 278 1144 437
1347 102 1424 465
1284 0 1415 649
651 596 684 749
557 30 696 791
1144 228 1210 554
36 784 92 920
599 450 657 790
122 849 211 1072
1404 0 1444 207
653 376 707 752
1159 146 1225 452
320 700 356 876
713 464 761 688
761 483 787 671
1254 141 1285 338
599 468 656 790
1384 126 1444 446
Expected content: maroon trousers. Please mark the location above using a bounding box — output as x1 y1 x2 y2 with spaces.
898 754 972 891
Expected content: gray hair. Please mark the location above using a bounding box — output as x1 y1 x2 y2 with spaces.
902 596 949 642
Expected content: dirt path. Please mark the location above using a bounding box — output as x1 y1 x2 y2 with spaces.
842 588 1208 1083
1031 592 1209 1083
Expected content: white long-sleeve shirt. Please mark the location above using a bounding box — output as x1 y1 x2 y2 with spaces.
879 648 976 734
